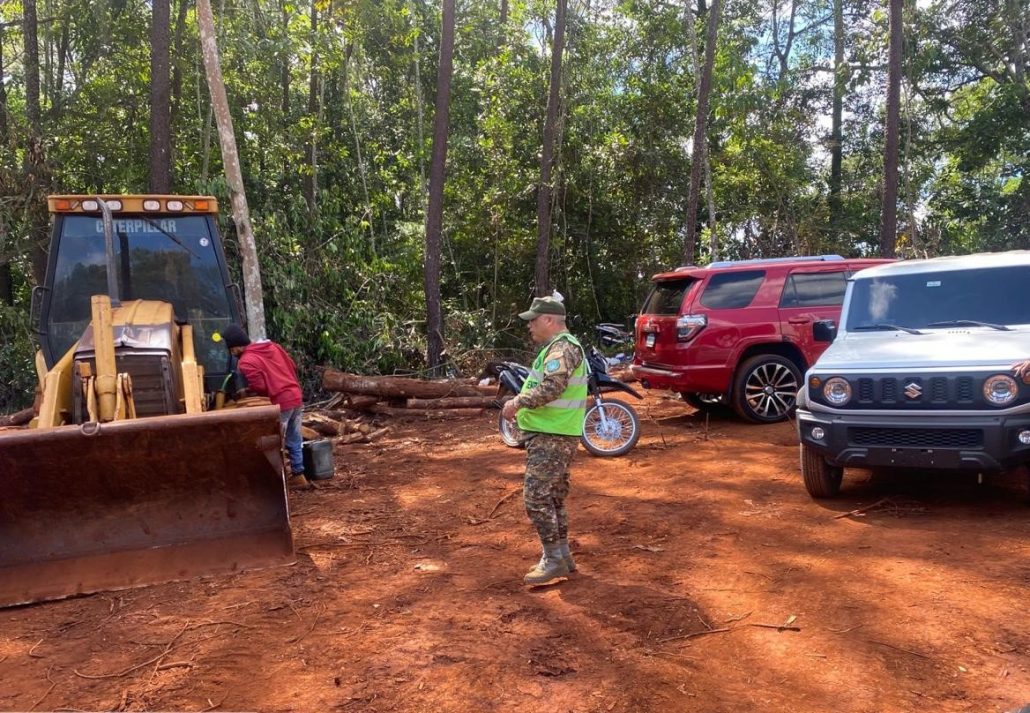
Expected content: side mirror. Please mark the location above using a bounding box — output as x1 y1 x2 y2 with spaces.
813 320 837 343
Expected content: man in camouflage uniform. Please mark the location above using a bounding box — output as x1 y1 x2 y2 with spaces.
501 296 588 585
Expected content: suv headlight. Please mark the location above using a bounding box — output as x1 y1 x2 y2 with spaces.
983 374 1019 406
823 377 852 406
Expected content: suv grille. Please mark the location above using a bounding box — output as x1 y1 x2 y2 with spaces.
833 374 1003 410
848 427 983 448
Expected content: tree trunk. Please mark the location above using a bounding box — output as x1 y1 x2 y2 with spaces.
412 0 427 200
828 0 845 240
322 370 488 398
683 0 721 266
684 0 718 261
534 0 567 297
23 0 49 286
149 0 173 193
302 0 320 216
197 0 267 338
170 0 191 130
879 0 902 258
407 396 504 409
0 27 8 148
424 0 456 372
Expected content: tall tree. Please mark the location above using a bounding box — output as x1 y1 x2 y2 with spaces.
424 0 456 371
149 0 173 193
303 0 320 215
879 0 902 258
684 0 718 261
683 0 721 265
197 0 267 338
828 0 845 238
23 0 48 285
0 27 9 306
535 0 568 296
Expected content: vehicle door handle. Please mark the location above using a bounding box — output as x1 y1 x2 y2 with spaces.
788 317 811 325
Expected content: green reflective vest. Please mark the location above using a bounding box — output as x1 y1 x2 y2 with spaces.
516 332 588 436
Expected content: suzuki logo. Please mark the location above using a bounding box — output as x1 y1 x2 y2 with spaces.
904 382 922 399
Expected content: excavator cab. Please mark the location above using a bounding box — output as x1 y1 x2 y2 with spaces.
0 196 294 607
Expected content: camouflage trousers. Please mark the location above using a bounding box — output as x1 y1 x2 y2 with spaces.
523 433 578 545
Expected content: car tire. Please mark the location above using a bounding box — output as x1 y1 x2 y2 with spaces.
800 443 843 498
731 354 802 423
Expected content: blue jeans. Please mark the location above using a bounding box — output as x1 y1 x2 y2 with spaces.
280 407 304 476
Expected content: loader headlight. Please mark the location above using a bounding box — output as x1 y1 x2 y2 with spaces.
822 377 852 406
983 374 1019 406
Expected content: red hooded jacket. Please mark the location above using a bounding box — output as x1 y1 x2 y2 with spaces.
237 340 303 411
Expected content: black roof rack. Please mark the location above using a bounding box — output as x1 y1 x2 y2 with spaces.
704 255 844 269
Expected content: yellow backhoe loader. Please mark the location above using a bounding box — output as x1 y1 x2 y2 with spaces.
0 195 294 607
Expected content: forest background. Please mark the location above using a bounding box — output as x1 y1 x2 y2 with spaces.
0 0 1027 410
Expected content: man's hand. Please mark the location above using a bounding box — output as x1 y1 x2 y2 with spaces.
501 398 518 421
1013 360 1030 381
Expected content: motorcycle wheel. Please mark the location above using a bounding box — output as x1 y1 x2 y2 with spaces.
581 400 641 457
498 410 526 449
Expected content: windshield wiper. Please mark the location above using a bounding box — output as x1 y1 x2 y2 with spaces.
925 319 1012 331
140 217 201 259
852 323 924 335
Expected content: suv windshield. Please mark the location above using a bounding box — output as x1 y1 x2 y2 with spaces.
47 214 233 375
642 278 696 315
846 265 1030 331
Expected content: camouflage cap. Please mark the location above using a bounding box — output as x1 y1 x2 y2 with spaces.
518 296 566 320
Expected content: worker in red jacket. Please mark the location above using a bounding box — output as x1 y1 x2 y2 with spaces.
221 324 310 489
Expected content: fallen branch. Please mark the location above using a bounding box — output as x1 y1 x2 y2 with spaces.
72 620 244 680
406 395 506 409
286 605 324 644
74 623 190 680
28 665 56 712
833 498 892 519
0 407 33 427
656 627 732 643
468 488 521 525
866 639 930 658
322 371 486 398
748 622 801 632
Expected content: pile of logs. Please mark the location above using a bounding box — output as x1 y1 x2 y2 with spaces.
321 369 510 419
301 411 390 445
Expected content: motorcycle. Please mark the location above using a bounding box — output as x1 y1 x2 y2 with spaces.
494 344 643 457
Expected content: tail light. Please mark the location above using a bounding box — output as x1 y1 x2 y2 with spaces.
676 314 707 342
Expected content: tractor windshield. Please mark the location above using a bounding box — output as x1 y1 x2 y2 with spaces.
46 214 235 376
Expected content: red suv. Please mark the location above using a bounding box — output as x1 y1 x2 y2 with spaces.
631 255 891 422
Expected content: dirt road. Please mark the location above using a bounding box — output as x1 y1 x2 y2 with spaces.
2 394 1028 712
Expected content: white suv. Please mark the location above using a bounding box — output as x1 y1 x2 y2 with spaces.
795 251 1030 498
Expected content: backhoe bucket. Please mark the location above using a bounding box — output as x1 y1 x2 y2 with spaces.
0 406 294 607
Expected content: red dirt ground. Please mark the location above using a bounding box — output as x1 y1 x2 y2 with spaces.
2 393 1029 713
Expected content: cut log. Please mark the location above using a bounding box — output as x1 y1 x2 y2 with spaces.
301 426 321 440
322 370 487 398
370 404 485 419
0 408 34 427
406 395 508 410
342 394 380 410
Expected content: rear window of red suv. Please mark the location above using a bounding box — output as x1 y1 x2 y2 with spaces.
699 270 765 309
642 278 696 314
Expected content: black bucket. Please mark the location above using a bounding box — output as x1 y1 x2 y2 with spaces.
302 440 334 480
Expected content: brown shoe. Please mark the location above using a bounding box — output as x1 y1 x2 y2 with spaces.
288 474 313 490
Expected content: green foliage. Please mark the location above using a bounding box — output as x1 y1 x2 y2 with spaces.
1 0 1028 409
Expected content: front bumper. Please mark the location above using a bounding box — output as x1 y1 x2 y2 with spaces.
796 408 1030 471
